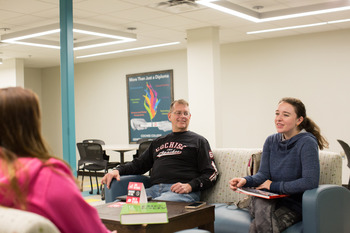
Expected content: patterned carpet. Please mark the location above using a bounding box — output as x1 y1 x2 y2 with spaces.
79 176 105 207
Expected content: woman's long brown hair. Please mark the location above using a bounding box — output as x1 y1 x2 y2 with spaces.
0 87 65 209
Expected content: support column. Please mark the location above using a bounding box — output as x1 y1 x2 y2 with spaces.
60 0 76 174
0 58 24 88
186 27 222 148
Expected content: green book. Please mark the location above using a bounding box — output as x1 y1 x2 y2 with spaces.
120 202 168 225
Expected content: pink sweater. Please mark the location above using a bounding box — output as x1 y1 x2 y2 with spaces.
0 157 111 233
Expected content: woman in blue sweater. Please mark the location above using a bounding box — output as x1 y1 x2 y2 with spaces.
229 97 328 233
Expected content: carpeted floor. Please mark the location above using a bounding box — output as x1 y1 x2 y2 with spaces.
79 176 105 207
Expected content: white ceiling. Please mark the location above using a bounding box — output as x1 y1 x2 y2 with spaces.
0 0 350 68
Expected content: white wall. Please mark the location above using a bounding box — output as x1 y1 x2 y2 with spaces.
24 68 42 100
220 29 350 184
37 28 350 183
41 67 62 157
220 29 350 151
41 50 188 162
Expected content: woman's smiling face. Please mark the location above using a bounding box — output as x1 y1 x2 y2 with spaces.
275 101 303 140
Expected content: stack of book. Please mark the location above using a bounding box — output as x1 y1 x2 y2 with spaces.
120 202 168 225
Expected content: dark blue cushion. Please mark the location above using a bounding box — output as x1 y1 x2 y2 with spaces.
214 204 251 233
214 203 301 233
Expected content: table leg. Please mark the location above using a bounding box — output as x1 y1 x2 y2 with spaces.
119 151 125 164
199 222 215 233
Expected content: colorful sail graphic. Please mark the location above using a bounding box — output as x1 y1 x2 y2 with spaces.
143 82 160 120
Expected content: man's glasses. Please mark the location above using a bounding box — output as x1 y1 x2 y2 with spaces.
172 111 190 117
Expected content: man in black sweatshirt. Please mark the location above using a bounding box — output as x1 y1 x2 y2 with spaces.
102 99 219 202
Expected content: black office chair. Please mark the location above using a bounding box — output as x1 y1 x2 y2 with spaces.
77 142 108 195
82 139 120 170
337 139 350 189
133 138 154 159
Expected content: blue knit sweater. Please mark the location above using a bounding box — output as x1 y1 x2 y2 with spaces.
244 132 320 213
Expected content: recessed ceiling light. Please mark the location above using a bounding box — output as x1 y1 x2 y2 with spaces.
76 42 180 59
197 0 350 22
247 18 350 34
0 23 136 50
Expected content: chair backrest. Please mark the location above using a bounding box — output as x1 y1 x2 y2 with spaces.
135 138 153 158
83 139 105 145
77 142 107 167
337 139 350 168
82 139 109 161
77 142 87 166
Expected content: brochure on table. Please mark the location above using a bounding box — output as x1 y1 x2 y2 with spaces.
126 182 148 204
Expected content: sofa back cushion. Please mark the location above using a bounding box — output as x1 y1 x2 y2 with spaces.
201 148 262 204
201 148 342 204
319 151 342 185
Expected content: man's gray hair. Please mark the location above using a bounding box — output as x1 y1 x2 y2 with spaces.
169 99 189 112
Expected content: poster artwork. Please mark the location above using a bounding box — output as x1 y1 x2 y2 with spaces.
127 70 173 143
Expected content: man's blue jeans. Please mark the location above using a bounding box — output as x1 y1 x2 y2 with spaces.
146 184 200 202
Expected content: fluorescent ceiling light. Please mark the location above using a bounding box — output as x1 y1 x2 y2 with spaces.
76 42 180 59
197 0 260 22
197 0 350 22
247 23 327 34
0 23 136 50
247 18 350 34
328 18 350 24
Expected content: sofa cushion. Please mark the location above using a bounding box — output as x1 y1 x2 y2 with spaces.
201 148 262 204
319 151 342 185
214 203 251 233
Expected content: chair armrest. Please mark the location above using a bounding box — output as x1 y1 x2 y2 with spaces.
104 175 151 203
302 184 350 233
0 207 60 233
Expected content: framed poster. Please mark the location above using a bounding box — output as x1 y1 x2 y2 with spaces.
127 70 174 143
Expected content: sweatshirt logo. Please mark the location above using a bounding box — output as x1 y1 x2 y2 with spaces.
155 142 187 157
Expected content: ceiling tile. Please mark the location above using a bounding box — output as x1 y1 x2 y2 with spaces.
1 0 350 68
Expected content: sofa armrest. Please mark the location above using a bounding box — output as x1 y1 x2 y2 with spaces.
0 207 60 233
302 184 350 233
104 175 152 203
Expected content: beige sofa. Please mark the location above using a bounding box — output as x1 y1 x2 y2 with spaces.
201 148 349 233
105 148 350 233
202 148 343 204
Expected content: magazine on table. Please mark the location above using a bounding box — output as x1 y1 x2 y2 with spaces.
236 187 289 199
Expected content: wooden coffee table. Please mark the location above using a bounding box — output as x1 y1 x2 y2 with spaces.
96 201 215 233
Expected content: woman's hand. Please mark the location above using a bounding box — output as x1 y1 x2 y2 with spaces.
229 178 247 191
256 180 272 190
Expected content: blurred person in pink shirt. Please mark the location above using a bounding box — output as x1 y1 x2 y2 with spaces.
0 86 116 233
